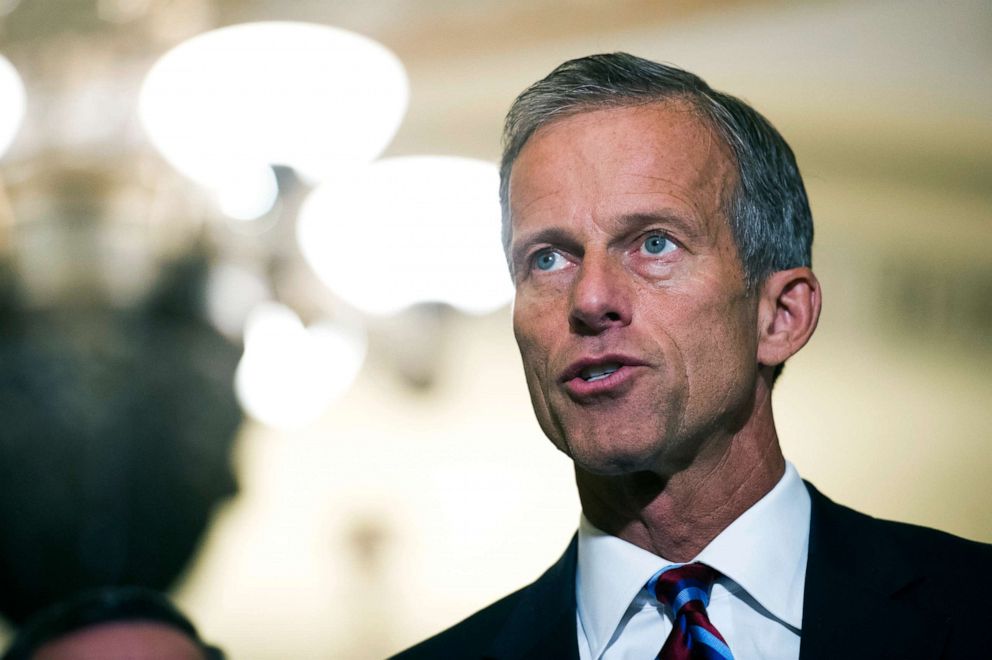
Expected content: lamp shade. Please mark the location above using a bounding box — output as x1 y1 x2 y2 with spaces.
138 21 408 218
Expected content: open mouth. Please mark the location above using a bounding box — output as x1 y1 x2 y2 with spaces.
579 363 621 382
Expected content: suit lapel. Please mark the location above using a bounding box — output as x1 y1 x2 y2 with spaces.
485 536 580 660
799 483 949 660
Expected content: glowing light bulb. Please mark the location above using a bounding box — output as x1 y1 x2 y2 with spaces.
235 302 367 429
297 156 513 316
0 54 26 159
139 21 408 219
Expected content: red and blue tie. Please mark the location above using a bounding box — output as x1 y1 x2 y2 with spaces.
648 563 734 660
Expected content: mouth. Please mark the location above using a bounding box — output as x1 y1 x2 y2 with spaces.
578 362 622 382
559 355 647 394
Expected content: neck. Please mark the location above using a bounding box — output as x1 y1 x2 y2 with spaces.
576 385 785 562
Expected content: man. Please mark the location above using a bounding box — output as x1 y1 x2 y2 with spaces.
397 53 991 659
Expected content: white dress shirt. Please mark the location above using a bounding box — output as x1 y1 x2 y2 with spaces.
576 462 811 660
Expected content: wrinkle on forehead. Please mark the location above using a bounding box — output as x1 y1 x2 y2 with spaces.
509 101 739 248
621 108 733 188
513 187 562 220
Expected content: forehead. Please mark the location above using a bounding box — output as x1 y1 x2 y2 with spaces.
508 101 737 238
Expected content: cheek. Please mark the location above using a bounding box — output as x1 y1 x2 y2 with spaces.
664 286 756 380
512 303 550 379
684 297 758 409
512 286 564 359
512 305 564 442
511 301 533 356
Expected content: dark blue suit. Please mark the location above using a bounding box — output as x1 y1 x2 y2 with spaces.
394 483 992 659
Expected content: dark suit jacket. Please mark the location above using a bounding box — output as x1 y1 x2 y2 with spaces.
394 482 992 659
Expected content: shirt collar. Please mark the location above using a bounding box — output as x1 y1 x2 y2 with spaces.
577 513 667 658
696 461 810 628
576 462 810 658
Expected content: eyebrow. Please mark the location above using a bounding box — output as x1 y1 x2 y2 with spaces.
615 210 701 241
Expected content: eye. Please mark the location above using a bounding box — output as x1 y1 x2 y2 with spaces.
532 249 567 272
640 233 677 256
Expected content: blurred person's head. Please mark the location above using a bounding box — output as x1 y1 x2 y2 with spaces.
2 586 223 660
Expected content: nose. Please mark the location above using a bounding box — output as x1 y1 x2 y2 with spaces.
568 253 633 335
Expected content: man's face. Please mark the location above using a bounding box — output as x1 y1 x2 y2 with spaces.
508 102 761 477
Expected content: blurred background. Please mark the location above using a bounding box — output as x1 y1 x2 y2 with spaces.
0 0 989 657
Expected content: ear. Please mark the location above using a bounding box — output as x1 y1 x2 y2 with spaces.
756 267 821 369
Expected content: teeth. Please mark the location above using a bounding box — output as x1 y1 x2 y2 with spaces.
580 363 621 381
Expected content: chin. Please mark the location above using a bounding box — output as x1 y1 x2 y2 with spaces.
561 433 666 477
554 417 706 478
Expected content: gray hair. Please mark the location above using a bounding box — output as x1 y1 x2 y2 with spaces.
499 52 813 290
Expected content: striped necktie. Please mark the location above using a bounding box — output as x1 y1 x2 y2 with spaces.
648 562 734 660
